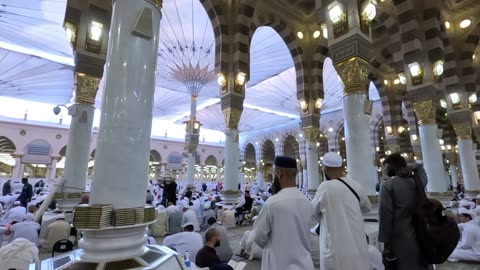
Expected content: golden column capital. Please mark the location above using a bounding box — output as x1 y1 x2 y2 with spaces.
75 73 100 105
452 123 472 140
413 100 436 126
335 57 370 96
223 108 242 130
303 126 320 143
152 0 163 8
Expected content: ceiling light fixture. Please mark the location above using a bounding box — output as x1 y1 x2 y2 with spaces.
217 73 227 87
329 5 344 24
449 92 461 105
432 60 444 77
398 72 407 85
362 1 377 21
440 99 447 109
297 31 304 39
235 72 246 86
445 21 451 29
469 93 477 104
459 19 472 28
313 30 321 39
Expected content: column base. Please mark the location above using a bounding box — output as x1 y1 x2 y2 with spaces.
37 245 183 269
55 191 85 212
426 191 454 198
79 226 147 261
221 190 240 205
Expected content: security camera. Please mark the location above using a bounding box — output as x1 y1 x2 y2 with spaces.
53 106 61 115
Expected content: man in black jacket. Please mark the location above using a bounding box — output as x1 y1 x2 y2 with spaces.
18 178 33 208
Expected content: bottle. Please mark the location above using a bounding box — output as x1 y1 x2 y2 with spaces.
184 250 191 269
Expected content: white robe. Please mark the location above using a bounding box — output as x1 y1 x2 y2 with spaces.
254 187 314 270
0 238 38 270
1 206 26 224
163 231 203 261
448 220 480 262
368 245 384 270
11 221 41 245
182 209 200 232
311 177 371 270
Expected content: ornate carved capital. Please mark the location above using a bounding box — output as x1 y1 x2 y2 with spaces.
185 134 199 153
303 126 320 143
335 57 370 96
75 73 100 105
152 0 163 8
223 108 242 130
452 123 472 140
413 100 436 126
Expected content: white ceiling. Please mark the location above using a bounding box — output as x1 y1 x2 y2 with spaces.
0 0 381 138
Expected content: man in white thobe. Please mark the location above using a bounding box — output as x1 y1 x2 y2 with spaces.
254 156 314 270
0 238 39 270
448 208 480 262
163 222 203 261
180 201 200 232
1 201 26 225
10 213 41 245
312 152 371 270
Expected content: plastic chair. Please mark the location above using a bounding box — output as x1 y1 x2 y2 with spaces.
51 239 73 257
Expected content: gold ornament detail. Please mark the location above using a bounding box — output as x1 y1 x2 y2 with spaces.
152 0 163 8
452 123 472 140
335 57 370 96
303 126 320 143
413 100 436 126
223 108 242 130
75 73 100 105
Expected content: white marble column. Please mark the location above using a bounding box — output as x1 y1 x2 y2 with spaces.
458 139 480 191
60 104 95 209
216 167 221 182
49 155 60 180
186 153 196 188
450 164 459 189
80 0 161 260
305 141 320 194
343 93 376 194
223 128 240 203
11 152 23 178
256 157 264 185
418 124 448 192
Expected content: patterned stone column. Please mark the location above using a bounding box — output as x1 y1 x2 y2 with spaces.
451 111 480 193
335 57 376 194
413 100 448 192
222 108 242 204
303 126 320 197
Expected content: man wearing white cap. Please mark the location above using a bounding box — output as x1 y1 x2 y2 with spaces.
40 214 70 252
10 213 40 245
181 201 200 232
254 156 314 270
311 152 371 270
448 208 480 262
163 222 203 261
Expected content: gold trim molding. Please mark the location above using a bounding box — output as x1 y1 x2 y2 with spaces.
303 126 320 143
335 57 370 96
75 73 100 105
452 123 472 140
413 100 436 126
223 108 242 130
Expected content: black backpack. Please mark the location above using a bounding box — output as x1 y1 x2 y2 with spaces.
411 167 460 264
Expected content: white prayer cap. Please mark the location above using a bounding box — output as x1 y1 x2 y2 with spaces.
13 201 21 206
56 214 66 220
322 152 343 168
23 213 34 221
178 201 188 209
459 207 477 220
182 222 194 228
460 199 475 209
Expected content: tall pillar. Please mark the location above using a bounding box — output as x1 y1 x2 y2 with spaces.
11 152 24 178
336 57 376 194
450 164 459 189
457 136 480 192
216 166 222 182
185 95 200 190
59 74 99 210
49 155 61 180
303 127 320 197
79 0 161 260
256 156 264 185
222 128 240 203
186 153 196 187
413 100 448 192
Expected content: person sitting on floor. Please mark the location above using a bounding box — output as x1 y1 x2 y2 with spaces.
163 222 203 261
10 213 40 246
0 238 39 270
448 208 480 263
40 214 70 252
195 228 233 270
207 217 233 262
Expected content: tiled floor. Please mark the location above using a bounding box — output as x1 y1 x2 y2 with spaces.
38 224 480 270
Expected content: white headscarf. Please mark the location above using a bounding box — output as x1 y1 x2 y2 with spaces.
459 207 477 220
0 238 39 267
156 205 166 213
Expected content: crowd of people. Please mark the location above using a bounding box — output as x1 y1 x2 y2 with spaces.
0 151 479 270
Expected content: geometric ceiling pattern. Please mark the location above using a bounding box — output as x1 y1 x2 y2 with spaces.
0 0 380 136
